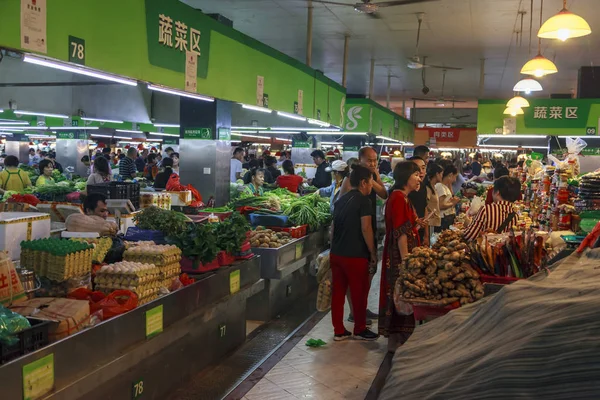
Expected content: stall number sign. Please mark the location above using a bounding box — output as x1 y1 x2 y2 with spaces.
145 305 163 338
68 35 85 65
230 270 240 294
184 128 211 140
23 354 54 400
132 378 144 399
295 242 304 260
586 127 597 136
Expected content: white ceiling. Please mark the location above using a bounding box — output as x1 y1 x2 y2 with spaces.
182 0 599 108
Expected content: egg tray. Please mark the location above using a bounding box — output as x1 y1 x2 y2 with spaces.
24 249 93 282
123 253 182 267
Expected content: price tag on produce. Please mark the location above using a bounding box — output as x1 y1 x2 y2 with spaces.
145 305 163 338
22 353 54 400
295 242 304 260
230 270 240 294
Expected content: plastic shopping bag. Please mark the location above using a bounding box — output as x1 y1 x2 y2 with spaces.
393 277 414 316
316 279 332 312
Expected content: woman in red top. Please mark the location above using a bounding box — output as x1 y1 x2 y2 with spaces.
379 161 423 353
276 160 304 193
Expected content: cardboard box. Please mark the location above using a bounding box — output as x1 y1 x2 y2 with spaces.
10 297 90 341
165 190 192 206
0 212 51 260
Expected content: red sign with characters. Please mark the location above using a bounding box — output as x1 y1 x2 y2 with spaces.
427 128 461 142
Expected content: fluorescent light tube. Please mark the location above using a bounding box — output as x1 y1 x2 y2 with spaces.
307 118 330 127
0 121 29 126
320 142 342 145
259 130 300 135
378 142 403 146
81 117 124 124
277 111 306 122
479 144 548 149
147 84 214 102
478 134 546 139
557 136 600 139
402 142 415 146
116 129 145 134
1 126 48 130
92 134 131 139
154 123 180 128
50 126 99 130
231 126 268 130
376 136 402 143
275 137 292 142
270 127 341 132
231 133 271 140
241 104 273 114
148 132 179 137
23 55 138 86
311 131 367 136
15 110 69 119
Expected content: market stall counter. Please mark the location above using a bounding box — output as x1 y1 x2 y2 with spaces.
0 257 263 400
246 227 328 321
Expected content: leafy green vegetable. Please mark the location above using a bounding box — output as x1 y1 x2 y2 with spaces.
212 212 250 254
282 196 331 231
52 169 67 182
133 206 189 236
167 223 219 264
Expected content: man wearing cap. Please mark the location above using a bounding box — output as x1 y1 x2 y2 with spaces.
317 160 348 213
309 149 332 189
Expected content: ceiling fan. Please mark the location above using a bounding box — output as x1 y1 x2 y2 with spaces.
406 13 462 70
303 0 440 19
412 69 466 105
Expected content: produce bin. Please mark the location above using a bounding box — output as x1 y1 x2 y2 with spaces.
87 182 140 209
269 225 308 238
0 318 50 364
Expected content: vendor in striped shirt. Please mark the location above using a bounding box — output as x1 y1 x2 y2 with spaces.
463 176 521 241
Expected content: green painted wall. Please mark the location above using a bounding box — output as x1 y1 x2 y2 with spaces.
0 0 345 123
345 98 413 141
478 99 600 136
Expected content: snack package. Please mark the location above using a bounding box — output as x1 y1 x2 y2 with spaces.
548 137 587 176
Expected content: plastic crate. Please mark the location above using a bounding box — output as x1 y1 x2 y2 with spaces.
269 225 308 239
124 227 166 244
480 275 521 285
217 251 236 266
180 256 220 273
87 182 140 209
249 214 289 227
1 318 50 364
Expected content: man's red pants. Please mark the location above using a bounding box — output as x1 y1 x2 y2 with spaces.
330 253 369 335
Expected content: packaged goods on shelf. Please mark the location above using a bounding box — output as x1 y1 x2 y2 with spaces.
20 238 93 281
140 192 172 210
95 262 161 305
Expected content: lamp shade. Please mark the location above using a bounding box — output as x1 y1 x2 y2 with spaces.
538 9 591 41
507 96 530 108
503 107 524 116
137 144 144 150
513 78 543 93
333 148 341 154
520 54 558 77
275 151 281 157
326 150 335 157
381 151 390 157
125 144 130 149
97 142 106 148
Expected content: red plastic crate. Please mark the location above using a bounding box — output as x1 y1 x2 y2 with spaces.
180 256 220 273
480 275 521 285
268 224 308 238
217 251 236 266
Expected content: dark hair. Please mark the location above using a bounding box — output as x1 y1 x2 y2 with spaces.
244 168 265 184
442 165 458 178
81 155 90 163
349 164 372 187
162 157 174 168
233 147 244 156
126 147 137 157
38 159 53 174
48 152 56 160
265 156 276 167
4 155 19 167
102 147 111 154
28 148 35 153
281 160 295 175
164 147 174 153
413 145 430 160
358 146 375 159
310 150 325 159
408 156 424 163
494 165 510 180
170 152 179 158
437 158 453 170
248 159 260 169
391 161 420 192
94 156 111 176
147 153 157 164
84 193 107 214
40 151 48 158
424 162 444 190
493 176 521 202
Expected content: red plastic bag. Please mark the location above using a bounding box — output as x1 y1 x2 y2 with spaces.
68 287 106 303
91 290 138 320
166 173 203 203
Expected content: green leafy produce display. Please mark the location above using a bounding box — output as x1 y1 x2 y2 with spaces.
283 196 331 231
212 212 251 254
167 223 219 264
133 207 189 236
202 206 232 213
34 182 75 196
381 176 395 185
52 169 67 182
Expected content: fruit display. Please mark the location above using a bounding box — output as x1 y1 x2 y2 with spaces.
70 237 113 263
401 239 484 306
432 230 464 251
249 227 293 248
123 244 182 287
95 262 161 305
20 238 93 281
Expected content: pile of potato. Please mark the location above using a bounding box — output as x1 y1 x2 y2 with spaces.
249 227 293 248
401 238 484 306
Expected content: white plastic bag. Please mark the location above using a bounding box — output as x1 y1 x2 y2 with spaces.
468 196 484 217
548 137 587 175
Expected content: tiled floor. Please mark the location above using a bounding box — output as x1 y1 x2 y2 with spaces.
242 270 387 400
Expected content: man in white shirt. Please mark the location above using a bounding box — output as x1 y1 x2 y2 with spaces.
230 147 244 182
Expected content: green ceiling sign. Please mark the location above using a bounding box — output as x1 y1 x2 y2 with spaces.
184 127 212 140
145 0 211 79
523 99 591 128
344 98 414 142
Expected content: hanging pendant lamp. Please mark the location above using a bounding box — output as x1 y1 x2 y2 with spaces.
521 0 558 77
538 0 591 41
504 107 524 117
513 78 543 94
507 96 530 108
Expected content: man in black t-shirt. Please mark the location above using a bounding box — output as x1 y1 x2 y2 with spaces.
309 150 332 188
